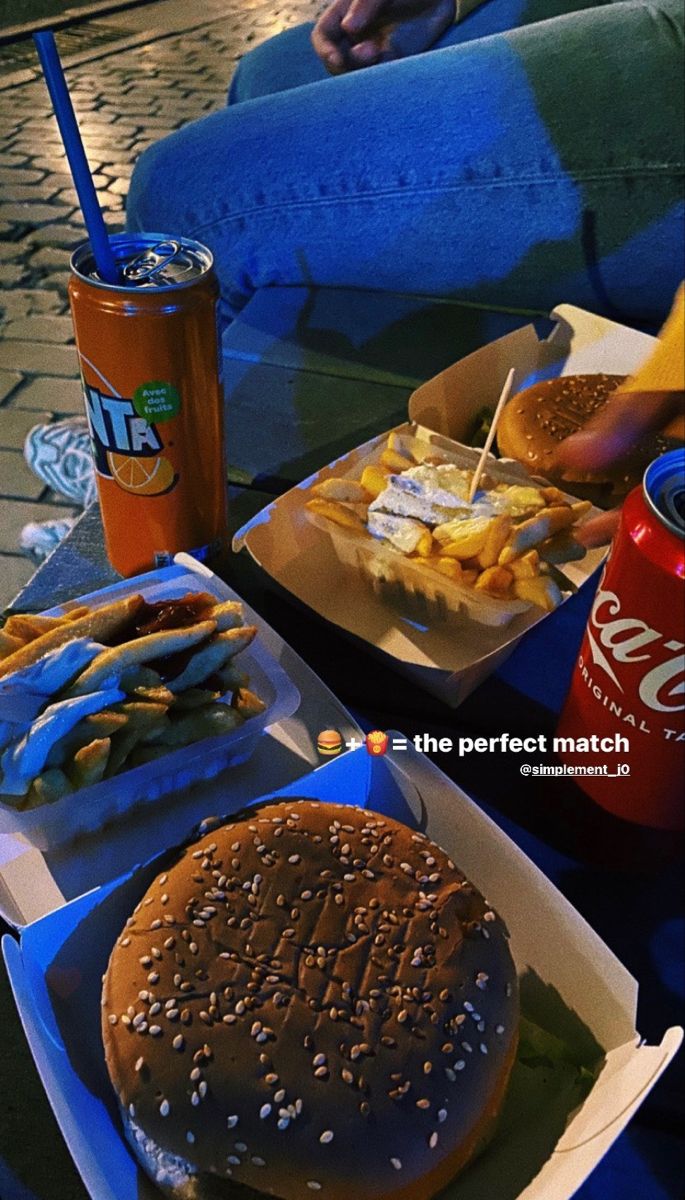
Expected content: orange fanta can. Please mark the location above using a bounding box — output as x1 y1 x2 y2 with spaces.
68 234 228 576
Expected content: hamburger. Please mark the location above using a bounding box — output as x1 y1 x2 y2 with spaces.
496 373 684 505
102 800 519 1200
317 730 342 757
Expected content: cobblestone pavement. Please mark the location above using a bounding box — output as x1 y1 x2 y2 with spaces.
0 0 322 611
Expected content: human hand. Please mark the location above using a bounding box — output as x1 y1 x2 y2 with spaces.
553 389 685 546
311 0 456 74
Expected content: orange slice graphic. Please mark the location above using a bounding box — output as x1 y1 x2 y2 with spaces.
107 452 176 496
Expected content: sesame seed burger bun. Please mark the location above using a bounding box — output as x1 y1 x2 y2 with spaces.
102 801 518 1200
496 373 684 505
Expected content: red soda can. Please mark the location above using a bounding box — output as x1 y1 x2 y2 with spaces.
68 234 228 577
557 449 685 829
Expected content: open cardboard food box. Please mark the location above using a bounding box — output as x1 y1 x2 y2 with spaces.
233 305 657 707
2 739 681 1200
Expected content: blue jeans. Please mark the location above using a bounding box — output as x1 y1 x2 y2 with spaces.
127 0 684 325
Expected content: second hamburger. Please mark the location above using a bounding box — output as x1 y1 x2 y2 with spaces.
497 373 684 504
102 799 519 1199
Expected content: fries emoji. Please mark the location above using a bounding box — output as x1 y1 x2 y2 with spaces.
0 591 267 810
304 430 591 617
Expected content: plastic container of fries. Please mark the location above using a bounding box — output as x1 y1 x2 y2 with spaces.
0 560 299 851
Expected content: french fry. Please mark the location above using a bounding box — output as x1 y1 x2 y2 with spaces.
539 531 587 565
232 688 267 719
513 575 563 612
414 528 434 557
208 600 245 632
0 594 145 680
22 767 72 810
68 737 111 789
509 549 541 579
46 709 129 767
540 486 567 506
125 744 170 768
171 687 221 710
498 506 576 563
379 448 414 473
4 614 64 641
424 557 463 581
420 455 448 467
387 431 421 460
65 620 216 696
434 517 491 560
167 627 257 692
306 497 368 534
312 478 368 504
155 702 244 747
571 501 593 520
462 569 479 586
476 515 512 569
214 663 250 693
474 565 514 597
120 665 164 693
107 702 170 773
0 630 24 659
360 464 390 499
64 605 90 622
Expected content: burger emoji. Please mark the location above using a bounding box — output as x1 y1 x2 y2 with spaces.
317 728 342 757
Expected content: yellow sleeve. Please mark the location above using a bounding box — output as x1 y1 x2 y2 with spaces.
455 0 491 19
624 283 685 394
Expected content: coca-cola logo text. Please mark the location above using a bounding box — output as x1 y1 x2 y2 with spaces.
588 588 685 713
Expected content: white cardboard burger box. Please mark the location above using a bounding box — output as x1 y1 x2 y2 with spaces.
233 305 657 707
1 741 681 1200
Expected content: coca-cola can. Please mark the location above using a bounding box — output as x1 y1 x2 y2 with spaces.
557 448 685 830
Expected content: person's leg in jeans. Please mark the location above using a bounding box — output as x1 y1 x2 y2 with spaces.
227 0 622 103
127 1 684 326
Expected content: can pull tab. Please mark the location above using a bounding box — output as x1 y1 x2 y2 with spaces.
122 240 182 283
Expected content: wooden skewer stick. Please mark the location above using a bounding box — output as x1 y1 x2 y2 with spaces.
468 367 516 503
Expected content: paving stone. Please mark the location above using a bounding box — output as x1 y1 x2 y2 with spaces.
0 183 63 204
0 369 22 402
0 167 45 185
0 152 31 168
0 449 45 500
0 241 25 261
0 202 74 224
0 552 37 610
8 376 83 414
102 212 126 231
26 156 69 174
36 273 71 293
0 406 51 450
0 499 76 553
0 262 28 286
4 316 74 344
1 289 69 318
99 162 134 179
106 176 131 197
28 247 73 272
27 224 85 249
0 341 79 377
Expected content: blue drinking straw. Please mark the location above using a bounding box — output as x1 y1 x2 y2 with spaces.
34 30 120 285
